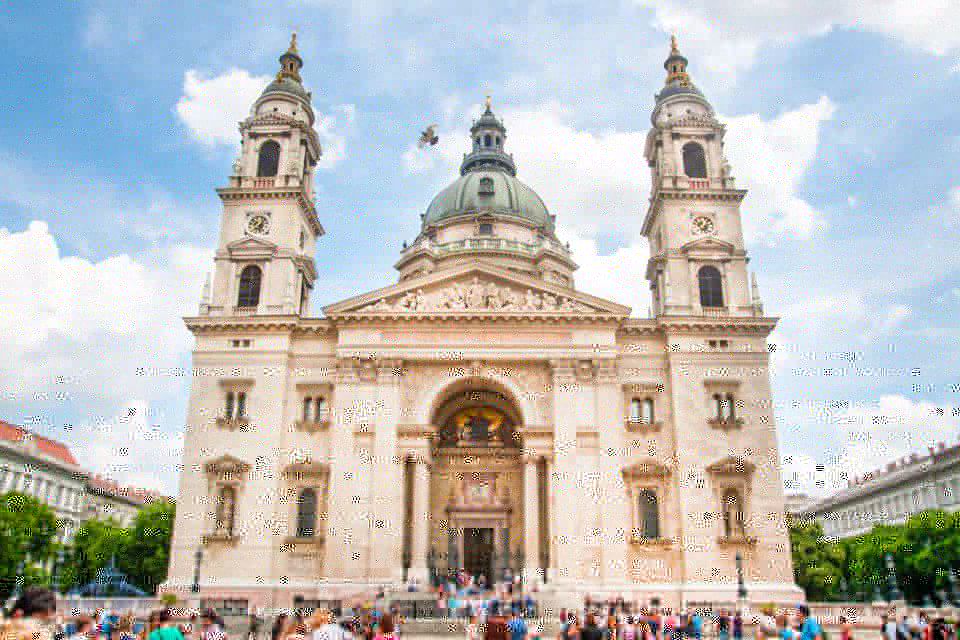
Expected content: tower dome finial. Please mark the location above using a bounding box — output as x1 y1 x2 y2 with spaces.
485 94 493 113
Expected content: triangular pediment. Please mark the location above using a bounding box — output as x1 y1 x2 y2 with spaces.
226 236 278 258
323 263 631 317
679 236 736 256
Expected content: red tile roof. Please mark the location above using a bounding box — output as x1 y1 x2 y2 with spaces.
0 420 79 466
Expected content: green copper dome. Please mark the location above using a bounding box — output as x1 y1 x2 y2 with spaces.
422 99 552 231
423 169 552 230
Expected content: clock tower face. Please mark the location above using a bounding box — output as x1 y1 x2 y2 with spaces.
247 214 270 235
691 215 714 235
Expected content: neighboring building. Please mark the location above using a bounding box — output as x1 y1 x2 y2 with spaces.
0 420 164 540
784 493 812 521
85 474 164 527
0 420 87 542
165 35 800 609
801 441 960 539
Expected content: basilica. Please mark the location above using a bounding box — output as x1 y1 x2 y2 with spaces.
164 35 801 610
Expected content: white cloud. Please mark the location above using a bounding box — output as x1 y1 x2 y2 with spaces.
779 292 911 346
636 1 960 76
175 68 354 168
176 68 269 147
723 96 836 242
0 220 207 408
835 394 960 480
0 221 205 493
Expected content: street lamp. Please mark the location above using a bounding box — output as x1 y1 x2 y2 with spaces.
735 551 748 602
192 548 204 594
52 548 66 594
885 553 903 602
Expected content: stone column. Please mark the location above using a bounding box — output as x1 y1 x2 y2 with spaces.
549 359 580 586
523 455 541 584
408 458 431 582
369 359 405 583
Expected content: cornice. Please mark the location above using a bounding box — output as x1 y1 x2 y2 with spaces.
326 312 625 326
184 314 325 335
658 315 778 336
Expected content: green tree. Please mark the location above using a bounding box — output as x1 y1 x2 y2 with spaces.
123 500 175 593
790 520 846 600
65 518 131 590
0 491 60 600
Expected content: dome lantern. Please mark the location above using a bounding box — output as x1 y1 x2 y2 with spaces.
460 96 517 176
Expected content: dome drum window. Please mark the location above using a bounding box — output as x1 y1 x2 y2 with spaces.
478 177 495 196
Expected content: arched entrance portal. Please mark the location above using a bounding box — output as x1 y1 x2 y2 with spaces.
426 382 525 584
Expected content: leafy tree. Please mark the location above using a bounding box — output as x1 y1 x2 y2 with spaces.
65 518 131 590
790 521 846 600
123 500 175 593
0 492 60 600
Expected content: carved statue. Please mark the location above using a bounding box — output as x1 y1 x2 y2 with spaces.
358 278 593 313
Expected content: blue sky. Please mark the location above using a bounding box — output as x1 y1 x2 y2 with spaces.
1 1 959 496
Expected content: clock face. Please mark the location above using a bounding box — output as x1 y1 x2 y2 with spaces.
692 216 715 235
247 215 270 235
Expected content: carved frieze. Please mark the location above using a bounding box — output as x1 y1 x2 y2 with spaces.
359 277 593 313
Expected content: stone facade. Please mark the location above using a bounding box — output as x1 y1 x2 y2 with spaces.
801 441 960 538
164 36 801 609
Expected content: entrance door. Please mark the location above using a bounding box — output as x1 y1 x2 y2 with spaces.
463 527 494 581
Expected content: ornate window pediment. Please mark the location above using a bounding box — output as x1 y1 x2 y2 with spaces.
205 455 251 476
706 455 755 475
621 460 673 478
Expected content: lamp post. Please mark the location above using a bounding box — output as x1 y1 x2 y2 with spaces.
192 548 203 594
52 548 66 594
735 551 748 610
885 553 903 602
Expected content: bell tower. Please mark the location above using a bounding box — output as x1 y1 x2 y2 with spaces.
200 34 324 317
642 37 763 318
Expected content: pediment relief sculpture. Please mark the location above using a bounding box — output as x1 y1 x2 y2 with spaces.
359 277 593 313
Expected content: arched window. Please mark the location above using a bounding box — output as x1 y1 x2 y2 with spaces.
722 489 745 537
257 141 281 177
712 392 736 421
237 265 262 308
315 396 327 419
484 134 492 147
629 398 642 422
296 488 318 537
682 142 707 178
215 485 236 536
637 489 660 539
698 266 724 308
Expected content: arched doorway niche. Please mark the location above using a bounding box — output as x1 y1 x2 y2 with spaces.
426 377 526 584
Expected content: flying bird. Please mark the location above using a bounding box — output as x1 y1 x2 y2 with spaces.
418 124 439 148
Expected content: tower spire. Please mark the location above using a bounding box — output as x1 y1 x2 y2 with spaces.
277 31 304 82
664 35 690 87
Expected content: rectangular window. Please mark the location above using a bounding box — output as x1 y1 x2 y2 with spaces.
637 489 660 539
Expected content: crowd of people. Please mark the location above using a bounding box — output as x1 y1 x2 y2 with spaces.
2 585 958 640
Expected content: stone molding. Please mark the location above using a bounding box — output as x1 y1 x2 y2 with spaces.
706 455 755 475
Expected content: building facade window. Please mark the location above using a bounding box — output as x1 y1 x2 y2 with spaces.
302 396 327 422
712 392 736 421
256 140 281 177
629 398 656 424
296 488 318 537
237 265 262 308
214 485 236 536
698 266 724 308
478 223 493 236
637 489 660 539
722 488 745 537
478 177 494 196
225 391 247 419
682 142 707 178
